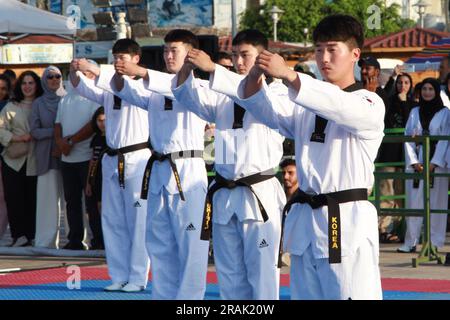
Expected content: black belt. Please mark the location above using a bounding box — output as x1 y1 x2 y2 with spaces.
200 168 276 241
277 188 368 267
140 149 203 200
104 141 150 189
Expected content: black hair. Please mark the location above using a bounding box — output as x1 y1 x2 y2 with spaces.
395 72 413 97
293 63 305 73
313 14 364 49
112 38 142 57
164 29 199 49
0 74 12 100
232 29 268 50
217 51 232 62
444 72 450 86
280 158 296 169
12 70 43 102
3 69 17 82
91 106 105 134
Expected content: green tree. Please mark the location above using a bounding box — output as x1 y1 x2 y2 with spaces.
239 0 416 42
326 0 416 38
239 0 328 43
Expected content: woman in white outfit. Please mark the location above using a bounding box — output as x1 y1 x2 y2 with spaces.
398 78 449 253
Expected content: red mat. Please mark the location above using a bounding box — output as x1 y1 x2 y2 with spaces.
1 267 449 293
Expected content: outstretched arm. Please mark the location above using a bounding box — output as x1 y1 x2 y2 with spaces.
70 59 105 106
256 51 384 138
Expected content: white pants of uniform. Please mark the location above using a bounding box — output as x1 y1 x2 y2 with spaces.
290 239 382 300
404 168 449 248
102 171 150 287
146 187 209 300
213 214 281 300
34 169 67 249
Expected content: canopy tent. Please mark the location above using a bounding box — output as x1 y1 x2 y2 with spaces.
0 0 76 35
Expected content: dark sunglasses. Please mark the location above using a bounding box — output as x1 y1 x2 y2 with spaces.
47 74 62 80
223 65 234 71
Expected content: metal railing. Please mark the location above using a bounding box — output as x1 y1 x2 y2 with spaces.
372 129 450 267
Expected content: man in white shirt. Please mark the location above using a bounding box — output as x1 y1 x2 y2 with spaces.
236 15 385 299
171 29 285 300
55 73 100 250
94 30 209 300
69 39 151 293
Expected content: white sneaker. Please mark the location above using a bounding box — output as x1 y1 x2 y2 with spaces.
104 282 127 291
12 236 28 247
397 245 416 253
121 283 145 293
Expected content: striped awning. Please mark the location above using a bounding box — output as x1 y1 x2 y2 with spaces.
405 37 450 64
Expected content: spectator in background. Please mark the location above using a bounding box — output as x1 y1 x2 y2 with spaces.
279 157 298 267
0 74 11 110
413 82 422 103
359 56 390 108
377 72 415 243
2 70 17 91
439 55 450 107
0 71 42 247
55 65 99 251
398 78 449 253
85 106 106 250
216 51 234 72
0 74 11 239
440 72 450 109
279 158 298 200
30 66 66 249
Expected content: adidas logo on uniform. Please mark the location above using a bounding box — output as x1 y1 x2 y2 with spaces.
134 201 141 208
259 239 269 248
186 223 196 231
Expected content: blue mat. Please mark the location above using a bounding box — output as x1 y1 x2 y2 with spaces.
0 280 449 300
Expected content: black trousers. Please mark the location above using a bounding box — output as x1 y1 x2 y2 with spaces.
61 161 89 245
2 161 37 240
85 193 103 247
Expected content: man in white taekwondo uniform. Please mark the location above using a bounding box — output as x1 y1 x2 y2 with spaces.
96 30 209 300
173 29 286 300
69 39 150 293
235 15 385 299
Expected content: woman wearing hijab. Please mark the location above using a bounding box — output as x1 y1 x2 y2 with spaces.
398 78 449 253
0 71 42 247
30 66 67 249
377 73 415 243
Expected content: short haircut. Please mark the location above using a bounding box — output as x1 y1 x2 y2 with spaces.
91 106 105 134
232 29 268 50
313 14 364 49
112 38 142 57
0 74 12 97
3 69 17 81
13 70 43 102
280 158 296 169
164 29 199 49
217 51 232 62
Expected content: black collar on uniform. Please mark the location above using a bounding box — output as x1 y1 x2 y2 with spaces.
310 81 363 143
232 77 274 129
113 75 142 110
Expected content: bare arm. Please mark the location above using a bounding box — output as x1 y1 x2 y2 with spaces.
70 122 94 144
54 123 71 156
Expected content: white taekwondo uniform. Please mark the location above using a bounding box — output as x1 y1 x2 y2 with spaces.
234 73 385 300
404 107 449 249
96 67 209 300
75 72 150 288
172 65 286 300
